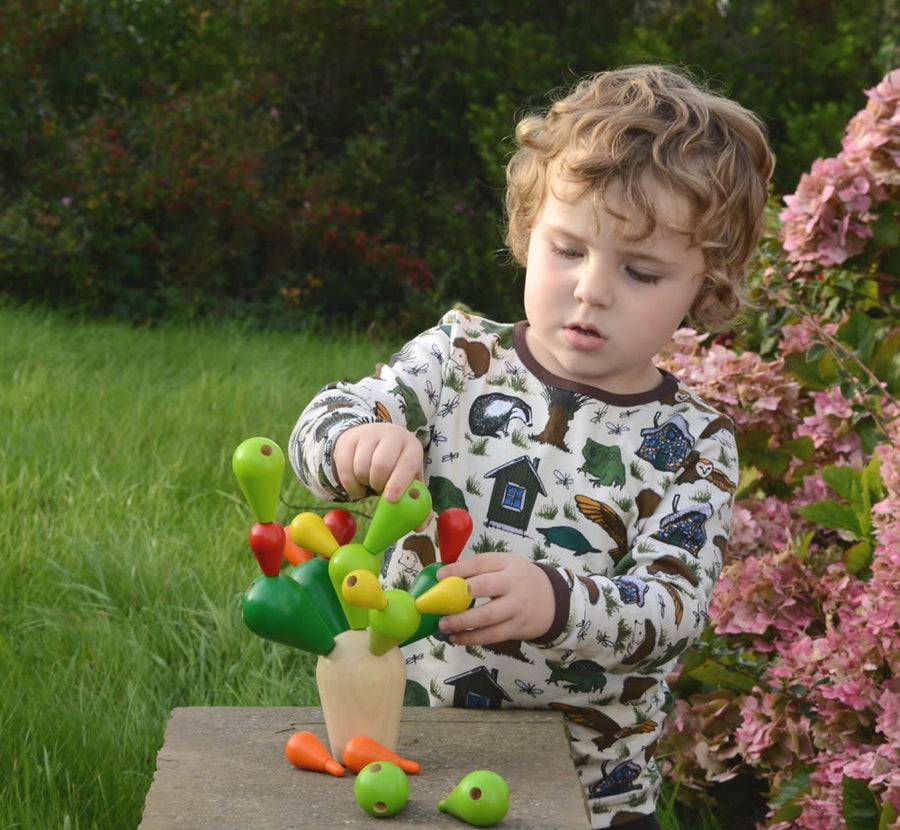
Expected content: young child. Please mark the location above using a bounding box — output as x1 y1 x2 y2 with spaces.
290 65 773 829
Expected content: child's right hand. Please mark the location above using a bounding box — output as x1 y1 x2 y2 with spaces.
333 423 425 503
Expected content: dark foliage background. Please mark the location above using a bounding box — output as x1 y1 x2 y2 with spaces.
1 0 896 332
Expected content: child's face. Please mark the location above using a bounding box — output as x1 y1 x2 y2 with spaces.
522 173 706 395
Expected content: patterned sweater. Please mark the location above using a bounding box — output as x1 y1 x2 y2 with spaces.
290 311 738 827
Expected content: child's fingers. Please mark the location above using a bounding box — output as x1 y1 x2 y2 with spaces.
333 423 421 501
335 431 380 499
438 596 519 645
437 556 556 643
437 553 502 581
372 440 423 502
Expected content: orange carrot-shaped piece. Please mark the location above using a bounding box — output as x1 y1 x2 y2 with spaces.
283 525 314 566
342 735 420 774
285 731 345 777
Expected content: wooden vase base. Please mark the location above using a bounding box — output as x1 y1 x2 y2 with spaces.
315 629 407 763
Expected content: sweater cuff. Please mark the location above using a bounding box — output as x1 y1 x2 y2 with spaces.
529 564 570 645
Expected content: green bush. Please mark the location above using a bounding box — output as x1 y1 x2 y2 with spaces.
1 0 895 331
4 78 283 318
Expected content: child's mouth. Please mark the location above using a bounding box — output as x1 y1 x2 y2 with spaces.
565 325 607 349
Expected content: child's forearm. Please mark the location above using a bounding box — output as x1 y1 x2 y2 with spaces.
533 490 733 673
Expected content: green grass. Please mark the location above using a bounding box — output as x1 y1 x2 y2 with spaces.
0 305 391 830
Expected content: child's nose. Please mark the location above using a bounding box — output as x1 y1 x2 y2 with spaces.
574 263 613 306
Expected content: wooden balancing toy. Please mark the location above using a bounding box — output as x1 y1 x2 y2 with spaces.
232 436 474 773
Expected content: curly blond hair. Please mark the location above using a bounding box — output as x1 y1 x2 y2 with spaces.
505 65 775 331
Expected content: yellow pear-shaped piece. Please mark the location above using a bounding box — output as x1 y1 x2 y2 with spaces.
289 512 339 558
341 569 388 611
329 544 379 630
414 576 472 616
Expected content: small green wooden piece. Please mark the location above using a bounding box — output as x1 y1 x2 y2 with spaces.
400 564 442 646
439 770 510 826
363 480 432 555
232 437 285 524
368 590 421 656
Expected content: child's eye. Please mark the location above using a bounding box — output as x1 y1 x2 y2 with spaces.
625 266 661 285
551 243 581 260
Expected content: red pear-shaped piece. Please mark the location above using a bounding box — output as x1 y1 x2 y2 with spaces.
248 521 286 576
437 508 473 564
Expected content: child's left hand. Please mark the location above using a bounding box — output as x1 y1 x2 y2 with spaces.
435 554 556 646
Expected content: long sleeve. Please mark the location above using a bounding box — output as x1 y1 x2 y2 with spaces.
533 416 735 675
289 313 455 501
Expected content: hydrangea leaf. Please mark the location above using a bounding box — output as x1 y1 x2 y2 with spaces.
842 776 879 830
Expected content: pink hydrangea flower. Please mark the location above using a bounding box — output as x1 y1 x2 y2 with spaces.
653 218 900 830
779 319 841 356
780 69 899 272
795 387 865 466
875 682 900 744
780 156 875 268
844 69 900 187
658 328 803 440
